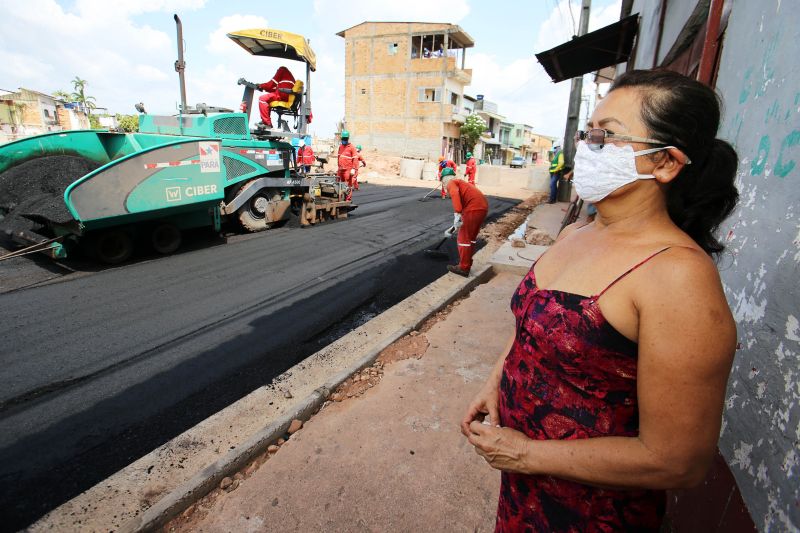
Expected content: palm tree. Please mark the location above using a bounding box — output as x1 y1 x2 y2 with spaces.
71 76 97 115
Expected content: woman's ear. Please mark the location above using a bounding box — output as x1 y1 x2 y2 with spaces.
653 148 688 183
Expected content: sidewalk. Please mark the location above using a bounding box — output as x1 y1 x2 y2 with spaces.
166 202 567 532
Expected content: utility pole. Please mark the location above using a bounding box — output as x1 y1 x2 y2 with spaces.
561 0 591 168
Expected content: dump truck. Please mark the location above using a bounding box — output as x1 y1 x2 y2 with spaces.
0 16 352 264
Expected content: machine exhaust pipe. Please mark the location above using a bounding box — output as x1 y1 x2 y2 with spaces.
174 14 188 114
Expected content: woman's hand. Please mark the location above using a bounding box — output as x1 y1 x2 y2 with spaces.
466 421 534 474
460 382 500 437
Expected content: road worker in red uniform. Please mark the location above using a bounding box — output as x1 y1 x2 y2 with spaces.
442 172 488 277
353 144 366 191
296 139 315 173
437 156 457 198
337 130 358 199
256 66 295 128
465 151 477 184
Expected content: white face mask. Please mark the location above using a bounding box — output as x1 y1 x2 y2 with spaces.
572 142 672 203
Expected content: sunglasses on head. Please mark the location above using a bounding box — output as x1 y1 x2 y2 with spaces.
574 128 665 147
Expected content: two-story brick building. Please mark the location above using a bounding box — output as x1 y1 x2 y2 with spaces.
336 22 474 161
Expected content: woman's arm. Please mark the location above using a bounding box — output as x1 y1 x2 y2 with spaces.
467 248 736 490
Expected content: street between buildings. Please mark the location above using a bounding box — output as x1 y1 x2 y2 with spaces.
0 183 517 530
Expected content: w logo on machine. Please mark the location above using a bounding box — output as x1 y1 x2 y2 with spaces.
165 187 182 202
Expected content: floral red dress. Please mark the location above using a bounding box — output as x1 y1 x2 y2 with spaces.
496 250 670 532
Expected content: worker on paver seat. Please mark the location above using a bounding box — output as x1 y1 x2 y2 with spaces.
296 139 315 174
337 131 358 199
465 151 477 184
353 145 366 191
256 66 295 129
442 173 488 277
437 156 457 199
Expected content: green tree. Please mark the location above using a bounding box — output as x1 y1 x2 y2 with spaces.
71 76 97 115
460 113 487 154
116 114 139 133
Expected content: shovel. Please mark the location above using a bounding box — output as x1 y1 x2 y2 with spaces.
423 227 455 259
419 182 443 202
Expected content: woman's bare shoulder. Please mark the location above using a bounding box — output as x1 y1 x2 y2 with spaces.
639 244 730 316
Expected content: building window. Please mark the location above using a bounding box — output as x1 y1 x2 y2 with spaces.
44 109 50 117
388 43 398 56
450 92 460 107
418 88 441 102
516 129 522 137
361 88 367 95
412 34 445 58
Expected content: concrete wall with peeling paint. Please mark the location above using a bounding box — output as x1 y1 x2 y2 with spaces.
714 0 800 530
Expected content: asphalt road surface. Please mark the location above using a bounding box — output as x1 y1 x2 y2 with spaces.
0 183 517 529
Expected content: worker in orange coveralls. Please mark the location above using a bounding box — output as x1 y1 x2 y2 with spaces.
296 139 315 173
352 144 366 191
442 173 488 277
337 130 358 200
465 151 477 184
437 156 457 198
256 66 295 128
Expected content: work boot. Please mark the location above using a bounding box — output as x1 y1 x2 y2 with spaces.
447 265 469 277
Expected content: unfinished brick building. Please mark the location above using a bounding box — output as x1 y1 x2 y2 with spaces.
336 22 474 160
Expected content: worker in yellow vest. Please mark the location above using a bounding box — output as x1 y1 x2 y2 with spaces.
548 144 564 203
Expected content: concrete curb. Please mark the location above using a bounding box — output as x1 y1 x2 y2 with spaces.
124 263 495 533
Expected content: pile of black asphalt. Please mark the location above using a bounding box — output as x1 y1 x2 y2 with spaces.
0 155 99 240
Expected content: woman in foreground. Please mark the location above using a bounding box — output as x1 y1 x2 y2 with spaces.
461 69 739 532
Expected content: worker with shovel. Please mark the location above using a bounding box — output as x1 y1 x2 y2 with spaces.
442 170 488 277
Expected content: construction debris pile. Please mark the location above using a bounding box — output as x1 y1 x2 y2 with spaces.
0 155 99 240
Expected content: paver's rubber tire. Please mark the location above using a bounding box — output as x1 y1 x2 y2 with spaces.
151 223 182 255
237 187 279 232
94 229 134 264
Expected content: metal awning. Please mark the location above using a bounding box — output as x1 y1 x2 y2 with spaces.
535 14 639 83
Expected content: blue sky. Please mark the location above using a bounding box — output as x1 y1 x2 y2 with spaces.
0 0 621 139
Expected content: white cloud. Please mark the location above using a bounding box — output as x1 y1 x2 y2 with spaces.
304 0 471 137
0 0 205 115
0 0 622 140
468 0 621 139
206 14 269 55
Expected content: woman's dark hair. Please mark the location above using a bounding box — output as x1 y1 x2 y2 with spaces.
610 69 739 256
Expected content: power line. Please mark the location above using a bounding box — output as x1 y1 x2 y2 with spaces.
566 0 578 35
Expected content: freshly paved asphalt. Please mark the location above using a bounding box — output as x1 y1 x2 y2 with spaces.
0 183 517 529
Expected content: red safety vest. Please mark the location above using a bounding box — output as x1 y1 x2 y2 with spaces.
297 146 315 166
337 143 358 170
447 179 488 213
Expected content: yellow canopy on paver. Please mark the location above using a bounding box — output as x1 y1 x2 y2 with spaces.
227 29 317 72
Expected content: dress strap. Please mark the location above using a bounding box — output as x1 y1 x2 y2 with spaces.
595 247 671 300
